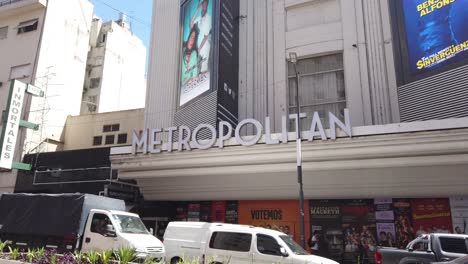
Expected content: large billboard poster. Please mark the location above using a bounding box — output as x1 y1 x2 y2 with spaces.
238 200 310 245
411 198 452 235
402 0 468 75
180 0 213 106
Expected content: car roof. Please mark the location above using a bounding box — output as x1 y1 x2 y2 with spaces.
431 233 468 239
168 221 287 236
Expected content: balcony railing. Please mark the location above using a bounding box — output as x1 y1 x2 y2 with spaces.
0 0 24 7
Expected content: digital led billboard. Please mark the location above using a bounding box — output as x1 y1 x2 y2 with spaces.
402 0 468 75
179 0 213 106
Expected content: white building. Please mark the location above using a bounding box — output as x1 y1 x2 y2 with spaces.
0 0 93 191
81 15 147 115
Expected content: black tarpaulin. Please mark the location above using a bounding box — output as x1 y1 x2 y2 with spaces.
0 193 85 237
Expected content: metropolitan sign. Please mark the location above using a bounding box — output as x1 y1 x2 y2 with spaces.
0 80 27 169
133 109 352 155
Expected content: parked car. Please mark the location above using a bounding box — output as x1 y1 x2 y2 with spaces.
0 193 164 262
164 221 339 264
375 233 468 264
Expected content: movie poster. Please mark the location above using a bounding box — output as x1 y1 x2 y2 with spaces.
175 202 188 221
309 200 343 262
411 198 453 235
238 200 310 245
374 199 396 248
450 197 468 234
225 201 238 224
393 199 414 249
200 201 212 222
402 0 468 74
180 0 213 106
187 202 201 221
341 200 377 264
211 201 226 222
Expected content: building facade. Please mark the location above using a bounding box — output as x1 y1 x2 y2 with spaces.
81 16 147 115
63 108 144 150
109 0 468 259
0 0 93 191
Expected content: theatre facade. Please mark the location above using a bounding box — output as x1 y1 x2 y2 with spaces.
110 0 468 263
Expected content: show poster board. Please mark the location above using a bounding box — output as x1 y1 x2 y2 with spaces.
179 0 213 106
374 198 396 248
238 200 310 245
411 198 452 235
309 200 343 261
393 199 414 249
450 197 468 234
341 200 377 264
402 0 468 75
211 201 226 222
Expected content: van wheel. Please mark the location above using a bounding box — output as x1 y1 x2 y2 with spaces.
171 257 182 264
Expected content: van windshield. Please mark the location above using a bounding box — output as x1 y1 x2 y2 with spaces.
112 214 149 234
280 235 309 255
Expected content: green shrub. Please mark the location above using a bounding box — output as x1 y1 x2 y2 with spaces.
116 247 136 264
8 246 20 260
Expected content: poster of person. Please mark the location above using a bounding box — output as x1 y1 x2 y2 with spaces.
309 200 343 262
376 223 396 248
450 197 468 234
411 198 453 236
180 0 213 106
374 198 396 248
238 200 310 245
175 202 188 221
341 200 377 264
393 199 414 249
401 0 468 75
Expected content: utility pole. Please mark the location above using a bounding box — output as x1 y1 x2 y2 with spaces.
289 52 306 249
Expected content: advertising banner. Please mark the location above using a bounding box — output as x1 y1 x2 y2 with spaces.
211 201 226 222
179 0 213 106
374 199 396 247
341 200 377 264
200 201 212 222
238 200 310 245
309 200 343 261
450 197 468 234
411 198 452 235
225 201 238 224
187 202 201 221
393 199 414 249
402 0 468 75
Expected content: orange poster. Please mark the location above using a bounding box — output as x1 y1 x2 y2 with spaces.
238 200 310 245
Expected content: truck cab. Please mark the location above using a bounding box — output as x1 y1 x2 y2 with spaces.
81 209 165 262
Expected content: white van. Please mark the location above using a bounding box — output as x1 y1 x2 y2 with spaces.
164 222 338 264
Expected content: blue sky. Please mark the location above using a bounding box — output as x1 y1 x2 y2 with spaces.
89 0 153 71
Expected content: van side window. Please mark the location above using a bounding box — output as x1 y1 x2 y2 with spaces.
257 234 283 256
439 237 468 254
209 232 252 252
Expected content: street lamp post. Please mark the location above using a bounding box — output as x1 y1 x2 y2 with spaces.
289 52 306 249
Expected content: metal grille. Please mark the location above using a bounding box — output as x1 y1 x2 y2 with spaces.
399 64 468 122
174 91 218 140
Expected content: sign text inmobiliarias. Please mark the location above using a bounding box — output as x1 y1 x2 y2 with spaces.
132 109 352 155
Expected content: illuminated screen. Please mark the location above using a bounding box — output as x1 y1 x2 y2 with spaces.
402 0 468 75
179 0 213 106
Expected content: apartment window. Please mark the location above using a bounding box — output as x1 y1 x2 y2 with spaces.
105 135 115 145
17 19 38 34
288 53 346 129
117 133 128 144
100 33 107 43
0 26 7 40
87 95 97 112
103 124 119 133
90 78 100 89
93 136 102 146
9 64 32 80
